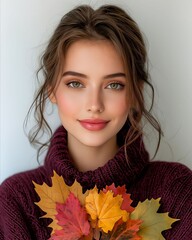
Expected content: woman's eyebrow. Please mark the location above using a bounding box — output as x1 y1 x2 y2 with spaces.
103 73 126 79
62 71 126 79
62 71 86 78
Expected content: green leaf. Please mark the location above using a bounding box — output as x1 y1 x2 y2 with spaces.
130 198 179 240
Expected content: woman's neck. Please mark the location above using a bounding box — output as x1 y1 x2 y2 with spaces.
67 133 119 172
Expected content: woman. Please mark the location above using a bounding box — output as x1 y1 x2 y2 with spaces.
0 4 191 240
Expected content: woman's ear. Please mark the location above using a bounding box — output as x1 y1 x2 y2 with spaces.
48 87 57 104
49 92 57 103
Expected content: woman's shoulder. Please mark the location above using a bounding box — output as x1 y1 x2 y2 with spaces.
144 160 192 201
0 168 52 239
146 161 192 239
147 160 192 179
0 166 48 200
135 160 192 200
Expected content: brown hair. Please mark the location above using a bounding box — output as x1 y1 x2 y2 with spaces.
25 4 162 160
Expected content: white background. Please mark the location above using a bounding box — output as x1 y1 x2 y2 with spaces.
1 0 192 183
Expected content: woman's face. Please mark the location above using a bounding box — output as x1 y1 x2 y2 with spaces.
51 39 129 149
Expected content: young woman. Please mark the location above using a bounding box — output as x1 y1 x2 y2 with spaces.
0 4 191 240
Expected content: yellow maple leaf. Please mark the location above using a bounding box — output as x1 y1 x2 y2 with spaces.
33 171 88 235
130 198 179 240
68 180 89 206
33 171 69 233
85 186 128 233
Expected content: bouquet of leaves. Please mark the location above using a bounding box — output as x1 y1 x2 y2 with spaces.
33 171 178 240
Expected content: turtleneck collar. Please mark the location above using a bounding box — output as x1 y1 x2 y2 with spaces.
44 126 149 191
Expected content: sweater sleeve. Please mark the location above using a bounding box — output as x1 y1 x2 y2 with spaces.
0 179 33 240
161 163 192 240
0 172 50 240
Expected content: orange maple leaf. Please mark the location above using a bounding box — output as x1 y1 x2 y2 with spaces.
50 193 90 240
85 186 128 233
101 218 142 240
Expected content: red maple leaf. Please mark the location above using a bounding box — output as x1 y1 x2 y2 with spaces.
50 193 90 240
104 184 134 213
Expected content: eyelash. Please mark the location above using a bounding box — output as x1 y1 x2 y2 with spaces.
65 81 125 90
66 81 84 88
106 82 125 90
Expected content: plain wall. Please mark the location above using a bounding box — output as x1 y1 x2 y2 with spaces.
1 0 192 183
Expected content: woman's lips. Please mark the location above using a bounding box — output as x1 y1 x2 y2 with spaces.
78 119 109 131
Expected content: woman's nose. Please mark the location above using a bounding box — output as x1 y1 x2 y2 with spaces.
86 89 104 113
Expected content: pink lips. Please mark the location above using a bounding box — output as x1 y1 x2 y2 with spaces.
79 119 109 131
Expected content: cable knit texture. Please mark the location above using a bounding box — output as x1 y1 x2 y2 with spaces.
0 126 192 239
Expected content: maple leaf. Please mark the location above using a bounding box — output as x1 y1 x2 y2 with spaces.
104 184 134 213
33 171 88 235
50 193 90 240
68 180 89 206
101 218 142 240
130 198 179 240
33 171 70 233
85 186 128 233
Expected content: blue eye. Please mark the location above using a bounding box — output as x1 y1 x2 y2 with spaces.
66 81 84 88
107 82 124 90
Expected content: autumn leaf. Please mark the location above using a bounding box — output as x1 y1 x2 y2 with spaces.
82 230 94 240
33 172 179 240
85 186 128 233
101 218 142 240
130 198 179 240
33 171 69 232
33 171 88 234
104 184 134 213
68 180 89 206
50 193 90 240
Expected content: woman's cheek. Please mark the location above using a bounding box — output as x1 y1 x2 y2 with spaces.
110 95 129 116
56 93 80 116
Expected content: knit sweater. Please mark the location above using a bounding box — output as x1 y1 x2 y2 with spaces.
0 126 192 240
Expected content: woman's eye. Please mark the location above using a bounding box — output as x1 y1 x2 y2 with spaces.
107 82 124 90
66 81 83 88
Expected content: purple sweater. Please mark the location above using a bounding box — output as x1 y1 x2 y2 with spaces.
0 126 192 239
